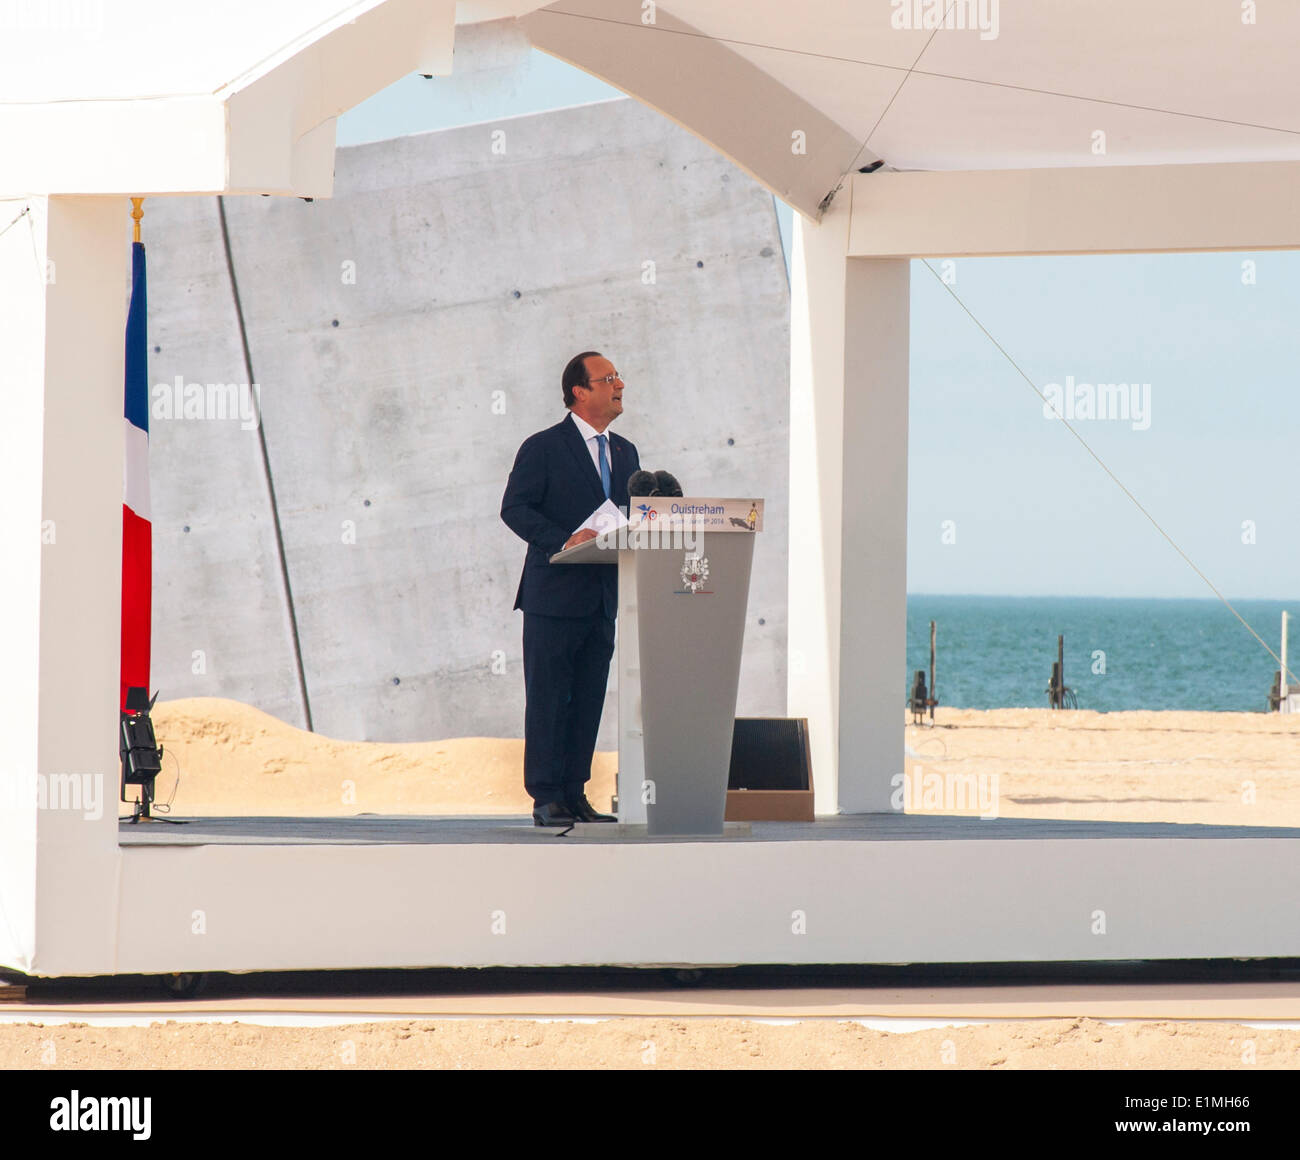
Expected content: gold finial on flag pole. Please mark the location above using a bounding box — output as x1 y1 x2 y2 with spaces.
130 197 144 243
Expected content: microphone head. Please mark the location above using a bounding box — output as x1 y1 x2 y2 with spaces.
654 470 683 498
627 469 658 498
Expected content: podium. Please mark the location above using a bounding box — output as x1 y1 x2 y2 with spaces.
550 497 762 835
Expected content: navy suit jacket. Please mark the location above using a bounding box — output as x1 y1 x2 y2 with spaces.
501 413 640 618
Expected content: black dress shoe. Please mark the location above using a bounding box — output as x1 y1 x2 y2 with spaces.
532 801 578 827
567 795 617 823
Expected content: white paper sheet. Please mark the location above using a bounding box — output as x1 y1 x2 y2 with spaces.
573 499 629 537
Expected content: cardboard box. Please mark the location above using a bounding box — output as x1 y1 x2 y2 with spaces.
725 787 815 822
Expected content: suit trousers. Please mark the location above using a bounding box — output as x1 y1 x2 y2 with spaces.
522 610 616 808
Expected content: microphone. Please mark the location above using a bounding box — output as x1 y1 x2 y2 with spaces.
627 469 658 498
654 470 683 498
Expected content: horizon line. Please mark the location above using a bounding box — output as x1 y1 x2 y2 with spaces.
906 592 1297 603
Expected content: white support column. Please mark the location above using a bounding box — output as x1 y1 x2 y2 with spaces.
839 255 909 812
789 195 909 814
788 201 846 814
0 197 43 972
0 196 126 975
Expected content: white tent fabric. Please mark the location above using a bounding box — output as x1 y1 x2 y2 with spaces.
2 1 1297 201
0 0 458 196
662 0 1300 169
0 1 387 102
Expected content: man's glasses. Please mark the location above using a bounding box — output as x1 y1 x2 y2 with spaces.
586 372 623 387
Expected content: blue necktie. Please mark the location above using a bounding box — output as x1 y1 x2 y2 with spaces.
595 433 611 499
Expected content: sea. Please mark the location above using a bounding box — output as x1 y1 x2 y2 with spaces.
904 595 1297 713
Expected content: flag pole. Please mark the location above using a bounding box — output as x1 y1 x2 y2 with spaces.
121 194 172 820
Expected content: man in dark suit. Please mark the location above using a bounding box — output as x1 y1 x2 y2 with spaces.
501 351 640 826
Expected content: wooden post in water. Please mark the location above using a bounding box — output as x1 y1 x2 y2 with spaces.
1047 633 1074 709
1058 634 1064 704
1283 611 1290 701
1268 613 1293 712
929 619 937 725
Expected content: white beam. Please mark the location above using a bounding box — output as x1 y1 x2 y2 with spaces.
522 0 867 220
0 0 457 198
225 0 457 196
849 161 1300 258
0 100 228 198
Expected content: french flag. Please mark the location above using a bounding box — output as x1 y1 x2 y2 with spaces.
120 239 151 710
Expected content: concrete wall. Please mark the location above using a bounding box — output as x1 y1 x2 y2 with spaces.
143 197 304 727
146 95 790 744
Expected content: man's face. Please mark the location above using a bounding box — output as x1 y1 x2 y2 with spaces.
575 356 624 427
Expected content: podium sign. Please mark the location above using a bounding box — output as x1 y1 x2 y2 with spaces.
551 497 762 836
626 496 763 536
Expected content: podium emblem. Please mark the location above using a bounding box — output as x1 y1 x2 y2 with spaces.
678 552 711 595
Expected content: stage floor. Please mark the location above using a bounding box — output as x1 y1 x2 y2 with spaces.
117 812 1300 846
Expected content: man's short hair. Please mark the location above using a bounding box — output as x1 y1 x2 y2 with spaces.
563 350 602 408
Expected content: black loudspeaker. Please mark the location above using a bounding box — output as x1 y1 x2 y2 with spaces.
726 718 814 821
120 686 176 823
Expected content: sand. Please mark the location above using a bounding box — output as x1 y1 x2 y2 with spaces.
4 1016 1300 1070
142 698 1300 826
143 698 616 817
903 706 1300 826
8 976 1300 1069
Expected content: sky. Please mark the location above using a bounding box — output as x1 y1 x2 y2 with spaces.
338 48 1299 603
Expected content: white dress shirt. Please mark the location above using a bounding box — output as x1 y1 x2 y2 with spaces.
569 411 612 487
